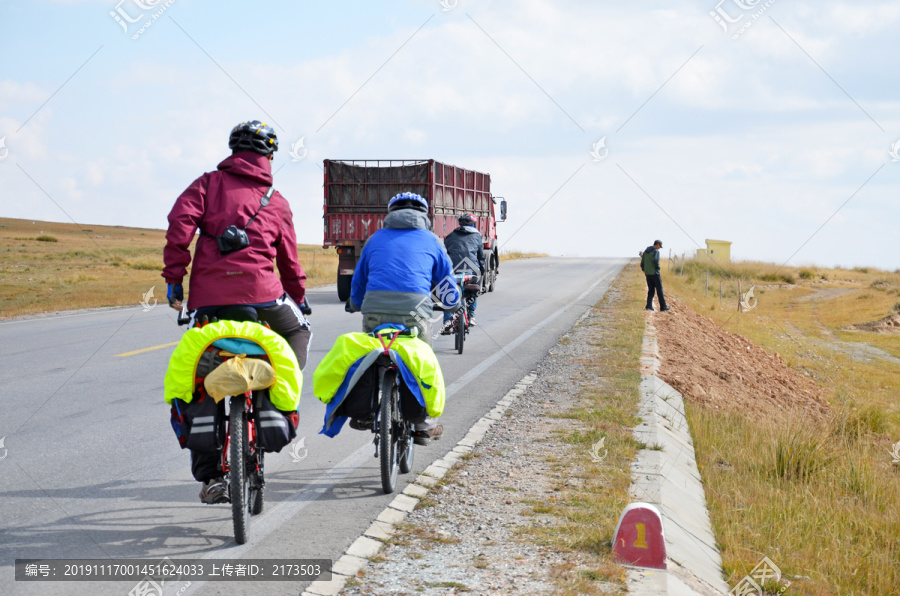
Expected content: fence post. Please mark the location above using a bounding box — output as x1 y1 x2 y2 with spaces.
680 252 685 276
668 249 672 272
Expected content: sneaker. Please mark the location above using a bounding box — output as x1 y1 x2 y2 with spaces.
645 307 654 311
412 424 443 446
661 306 671 311
440 321 454 335
467 314 477 327
349 416 374 431
199 477 229 504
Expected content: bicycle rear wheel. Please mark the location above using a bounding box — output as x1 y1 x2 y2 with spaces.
379 370 400 494
229 396 251 544
455 313 465 354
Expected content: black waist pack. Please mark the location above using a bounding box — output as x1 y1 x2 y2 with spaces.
201 187 273 255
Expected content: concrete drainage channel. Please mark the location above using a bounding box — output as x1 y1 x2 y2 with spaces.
628 320 729 595
301 373 538 596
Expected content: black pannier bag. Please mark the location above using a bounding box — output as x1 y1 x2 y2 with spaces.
171 391 225 453
333 365 379 420
399 380 427 424
255 391 297 453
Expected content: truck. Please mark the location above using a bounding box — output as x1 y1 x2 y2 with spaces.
322 159 508 302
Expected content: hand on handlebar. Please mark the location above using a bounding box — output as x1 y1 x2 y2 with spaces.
167 284 184 310
299 298 312 316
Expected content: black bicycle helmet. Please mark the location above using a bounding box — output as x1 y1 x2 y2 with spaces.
387 192 428 213
458 213 475 226
229 120 278 156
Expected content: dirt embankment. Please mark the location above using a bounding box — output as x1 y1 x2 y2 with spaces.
847 313 900 334
652 297 830 419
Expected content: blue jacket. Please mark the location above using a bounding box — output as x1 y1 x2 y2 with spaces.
350 210 459 316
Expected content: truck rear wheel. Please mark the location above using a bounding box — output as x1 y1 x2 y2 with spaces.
337 273 352 302
487 256 497 292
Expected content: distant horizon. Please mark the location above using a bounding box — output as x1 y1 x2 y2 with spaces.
2 216 893 272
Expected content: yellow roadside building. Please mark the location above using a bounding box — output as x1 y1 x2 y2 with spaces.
696 239 732 264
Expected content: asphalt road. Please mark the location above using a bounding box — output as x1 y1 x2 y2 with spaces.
0 257 627 596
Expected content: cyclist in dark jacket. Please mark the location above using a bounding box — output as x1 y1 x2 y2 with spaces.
640 240 670 311
441 214 485 333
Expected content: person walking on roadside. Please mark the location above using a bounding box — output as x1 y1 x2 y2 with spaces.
640 240 670 312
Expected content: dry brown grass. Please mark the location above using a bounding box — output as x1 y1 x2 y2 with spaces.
520 265 646 593
1 217 554 319
499 250 549 261
663 260 900 595
0 217 337 319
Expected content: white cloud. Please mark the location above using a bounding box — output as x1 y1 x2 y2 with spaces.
2 0 898 269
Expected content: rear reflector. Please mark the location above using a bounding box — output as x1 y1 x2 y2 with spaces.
339 269 355 275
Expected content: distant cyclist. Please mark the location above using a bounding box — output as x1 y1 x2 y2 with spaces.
162 119 311 503
441 213 484 334
345 192 458 444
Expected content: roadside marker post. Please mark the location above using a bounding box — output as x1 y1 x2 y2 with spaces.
612 502 666 569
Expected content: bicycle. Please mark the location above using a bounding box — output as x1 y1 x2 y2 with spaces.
370 328 417 493
176 309 268 545
450 273 481 355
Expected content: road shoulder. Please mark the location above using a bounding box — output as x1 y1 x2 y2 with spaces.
325 267 646 595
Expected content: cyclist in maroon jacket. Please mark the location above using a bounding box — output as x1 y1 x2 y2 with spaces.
162 120 312 503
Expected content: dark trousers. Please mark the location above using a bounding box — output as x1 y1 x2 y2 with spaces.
193 300 312 369
255 303 312 370
192 448 222 483
645 274 667 310
189 300 311 482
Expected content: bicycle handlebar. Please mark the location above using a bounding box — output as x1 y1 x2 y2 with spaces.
176 306 191 327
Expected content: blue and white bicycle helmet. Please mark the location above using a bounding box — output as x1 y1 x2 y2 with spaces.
387 192 428 213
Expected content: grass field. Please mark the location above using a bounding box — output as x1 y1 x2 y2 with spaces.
663 259 900 595
0 217 337 318
0 217 547 319
499 250 549 261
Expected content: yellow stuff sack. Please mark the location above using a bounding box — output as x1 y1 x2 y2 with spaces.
204 355 277 403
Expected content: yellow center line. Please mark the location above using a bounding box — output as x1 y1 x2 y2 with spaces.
115 341 180 357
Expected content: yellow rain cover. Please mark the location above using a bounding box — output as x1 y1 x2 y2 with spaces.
314 330 445 418
204 355 277 403
164 320 302 411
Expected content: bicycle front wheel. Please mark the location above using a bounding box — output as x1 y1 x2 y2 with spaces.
229 396 251 544
379 369 400 494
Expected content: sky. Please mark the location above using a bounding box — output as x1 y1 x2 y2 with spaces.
0 0 898 269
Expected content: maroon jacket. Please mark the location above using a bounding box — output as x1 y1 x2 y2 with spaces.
162 152 306 310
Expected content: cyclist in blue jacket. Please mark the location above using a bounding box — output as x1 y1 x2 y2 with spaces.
345 192 458 443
